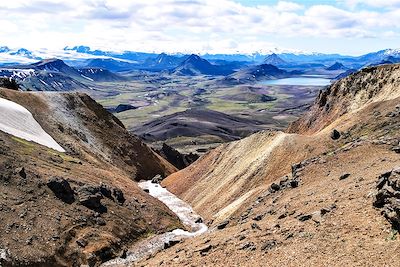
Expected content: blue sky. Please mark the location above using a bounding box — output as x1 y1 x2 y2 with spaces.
0 0 399 55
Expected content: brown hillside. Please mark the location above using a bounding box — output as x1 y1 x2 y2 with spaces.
149 64 400 266
0 88 180 267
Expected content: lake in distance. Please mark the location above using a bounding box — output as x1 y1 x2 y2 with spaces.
260 76 332 86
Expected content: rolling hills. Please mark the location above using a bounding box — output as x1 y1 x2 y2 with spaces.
131 108 267 142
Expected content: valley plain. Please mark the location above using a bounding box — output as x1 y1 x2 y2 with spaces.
87 73 330 153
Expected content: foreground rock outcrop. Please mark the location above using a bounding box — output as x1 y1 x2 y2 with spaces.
374 168 400 229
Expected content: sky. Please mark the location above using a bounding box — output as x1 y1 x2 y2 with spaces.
0 0 399 55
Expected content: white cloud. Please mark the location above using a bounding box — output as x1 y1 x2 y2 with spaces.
0 0 398 54
343 0 400 8
275 1 304 12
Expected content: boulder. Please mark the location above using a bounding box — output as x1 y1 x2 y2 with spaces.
47 177 75 204
339 173 351 180
99 183 112 198
298 214 312 222
260 240 277 251
270 183 280 192
374 168 400 229
331 129 341 140
15 167 26 179
76 186 105 212
217 220 230 230
392 146 400 154
112 188 125 204
99 183 125 204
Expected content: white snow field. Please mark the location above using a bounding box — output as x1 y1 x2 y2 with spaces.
0 97 65 152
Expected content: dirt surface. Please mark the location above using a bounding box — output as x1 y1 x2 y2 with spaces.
0 88 181 267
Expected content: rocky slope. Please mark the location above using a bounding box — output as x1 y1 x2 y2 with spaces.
288 64 400 134
138 64 400 266
0 88 180 266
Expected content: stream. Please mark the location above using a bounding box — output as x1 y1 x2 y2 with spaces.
102 181 208 266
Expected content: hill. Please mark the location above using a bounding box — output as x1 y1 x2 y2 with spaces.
131 108 267 144
144 53 187 70
78 67 124 82
325 62 348 71
0 59 92 91
136 64 400 266
31 58 82 77
0 88 180 266
227 63 290 83
171 54 233 76
263 53 287 66
84 58 138 72
0 59 124 91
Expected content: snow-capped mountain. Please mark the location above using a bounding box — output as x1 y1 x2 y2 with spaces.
0 45 399 72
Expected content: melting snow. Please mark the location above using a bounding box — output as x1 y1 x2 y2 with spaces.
102 181 208 265
139 181 208 236
0 97 65 152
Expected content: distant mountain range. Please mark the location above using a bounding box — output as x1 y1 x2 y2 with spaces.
1 45 400 72
1 46 400 91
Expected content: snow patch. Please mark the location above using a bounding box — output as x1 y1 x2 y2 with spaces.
102 181 207 266
81 74 94 81
0 97 65 152
139 181 208 235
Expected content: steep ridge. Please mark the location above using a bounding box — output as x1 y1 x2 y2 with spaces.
162 131 327 222
288 64 400 134
0 88 179 266
141 64 400 267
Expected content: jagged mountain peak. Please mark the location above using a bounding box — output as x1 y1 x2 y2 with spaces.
183 54 204 63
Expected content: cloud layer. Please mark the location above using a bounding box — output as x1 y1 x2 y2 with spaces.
0 0 399 54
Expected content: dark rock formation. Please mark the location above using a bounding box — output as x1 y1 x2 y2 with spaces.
47 177 75 204
217 220 230 230
76 185 105 212
157 143 199 170
374 168 400 229
331 129 341 140
0 78 19 90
